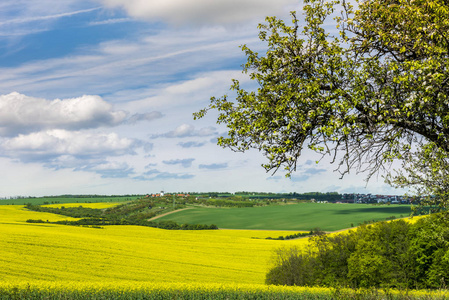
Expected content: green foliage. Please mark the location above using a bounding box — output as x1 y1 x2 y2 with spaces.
199 198 258 208
26 204 103 218
195 0 449 210
266 231 311 240
266 246 317 286
266 215 449 289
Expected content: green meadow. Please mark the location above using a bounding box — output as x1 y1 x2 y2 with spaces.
156 203 412 231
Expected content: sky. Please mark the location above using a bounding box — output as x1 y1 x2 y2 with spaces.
0 0 404 197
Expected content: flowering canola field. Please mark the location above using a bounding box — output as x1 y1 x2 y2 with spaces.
0 205 308 284
1 205 446 299
42 202 122 209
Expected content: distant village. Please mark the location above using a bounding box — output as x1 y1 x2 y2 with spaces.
333 193 411 204
2 191 413 205
145 191 412 205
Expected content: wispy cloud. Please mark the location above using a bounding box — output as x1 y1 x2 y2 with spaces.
162 158 195 168
303 168 327 175
126 111 164 124
80 161 135 178
0 7 101 26
266 175 283 181
88 18 132 26
289 167 327 182
137 169 195 180
178 141 206 148
198 163 227 170
152 124 217 138
290 174 310 182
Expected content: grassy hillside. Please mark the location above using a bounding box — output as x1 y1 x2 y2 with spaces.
156 203 412 231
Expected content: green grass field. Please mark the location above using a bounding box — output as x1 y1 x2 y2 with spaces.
156 203 412 231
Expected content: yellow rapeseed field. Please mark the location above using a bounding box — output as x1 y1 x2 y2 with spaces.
42 202 123 209
0 205 309 284
1 205 445 299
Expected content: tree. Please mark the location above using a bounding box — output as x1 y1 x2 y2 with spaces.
194 0 449 210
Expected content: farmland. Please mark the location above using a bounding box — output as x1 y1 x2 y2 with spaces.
156 203 412 231
0 205 308 284
1 199 442 299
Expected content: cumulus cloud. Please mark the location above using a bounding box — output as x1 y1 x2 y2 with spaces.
162 158 195 168
1 129 137 159
0 92 127 136
198 163 227 170
100 0 297 26
152 124 217 138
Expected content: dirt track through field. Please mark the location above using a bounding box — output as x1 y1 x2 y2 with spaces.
148 208 193 221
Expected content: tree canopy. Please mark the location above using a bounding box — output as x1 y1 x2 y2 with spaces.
266 215 449 289
194 0 449 210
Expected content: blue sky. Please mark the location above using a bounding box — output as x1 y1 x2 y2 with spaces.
0 0 402 196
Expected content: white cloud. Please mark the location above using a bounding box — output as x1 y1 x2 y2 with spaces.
2 129 136 158
0 92 127 136
100 0 298 26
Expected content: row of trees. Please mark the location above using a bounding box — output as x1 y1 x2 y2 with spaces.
266 215 449 289
25 200 218 231
26 218 218 230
